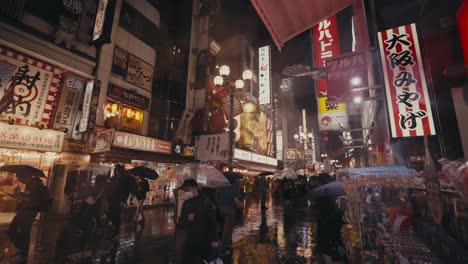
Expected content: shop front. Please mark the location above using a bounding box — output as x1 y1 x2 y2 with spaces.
91 130 195 206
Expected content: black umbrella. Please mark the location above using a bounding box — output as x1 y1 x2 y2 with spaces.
0 165 46 178
223 172 243 182
128 166 159 180
258 171 274 177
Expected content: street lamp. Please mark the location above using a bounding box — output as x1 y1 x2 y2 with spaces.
214 66 254 172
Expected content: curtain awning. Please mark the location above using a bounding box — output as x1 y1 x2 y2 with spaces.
251 0 354 49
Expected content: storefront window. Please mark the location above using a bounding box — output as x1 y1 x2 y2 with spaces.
104 101 144 134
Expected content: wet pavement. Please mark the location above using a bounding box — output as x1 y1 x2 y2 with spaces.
0 194 320 264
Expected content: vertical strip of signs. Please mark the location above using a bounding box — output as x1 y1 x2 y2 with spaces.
259 45 271 105
377 23 436 138
312 16 347 131
79 80 95 132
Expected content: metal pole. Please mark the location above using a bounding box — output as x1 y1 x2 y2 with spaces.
228 89 234 172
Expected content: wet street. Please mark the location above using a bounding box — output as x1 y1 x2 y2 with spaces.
0 194 320 264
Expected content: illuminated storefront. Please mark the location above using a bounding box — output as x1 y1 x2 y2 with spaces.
103 101 144 134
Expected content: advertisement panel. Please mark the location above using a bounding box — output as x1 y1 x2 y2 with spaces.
318 97 348 131
326 50 370 103
53 73 84 137
312 16 340 98
0 122 64 152
313 16 347 132
0 46 63 128
0 60 17 114
78 80 94 132
194 133 230 161
285 149 297 161
377 23 436 137
111 46 154 91
112 131 172 154
258 45 271 105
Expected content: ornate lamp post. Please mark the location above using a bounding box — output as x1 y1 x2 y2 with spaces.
214 66 253 172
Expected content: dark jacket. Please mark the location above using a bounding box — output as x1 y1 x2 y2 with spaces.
179 193 218 258
18 178 51 212
316 198 344 255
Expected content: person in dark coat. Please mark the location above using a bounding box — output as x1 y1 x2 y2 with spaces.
258 176 268 209
106 164 133 237
132 175 150 224
178 179 219 263
315 197 346 264
8 175 51 264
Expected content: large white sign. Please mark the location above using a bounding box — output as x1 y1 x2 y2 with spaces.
195 133 230 161
78 80 94 132
0 122 64 152
258 45 271 105
112 131 172 154
53 73 84 137
233 148 277 167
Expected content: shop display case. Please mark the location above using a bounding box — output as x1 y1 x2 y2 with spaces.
338 166 441 263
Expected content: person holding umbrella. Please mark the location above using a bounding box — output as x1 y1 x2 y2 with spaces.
178 178 219 263
258 172 273 210
0 165 51 264
107 164 134 237
128 166 157 226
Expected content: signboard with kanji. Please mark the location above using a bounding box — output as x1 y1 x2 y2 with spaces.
258 45 271 105
317 97 348 131
0 122 64 152
378 23 436 137
0 46 63 128
53 73 84 137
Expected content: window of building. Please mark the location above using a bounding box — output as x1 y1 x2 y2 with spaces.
119 1 160 48
104 101 144 134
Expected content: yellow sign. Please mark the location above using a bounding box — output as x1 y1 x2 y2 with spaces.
318 97 347 113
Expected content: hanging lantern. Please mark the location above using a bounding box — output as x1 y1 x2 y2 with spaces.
127 108 133 118
111 103 119 114
135 111 142 121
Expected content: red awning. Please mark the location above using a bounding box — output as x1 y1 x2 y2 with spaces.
251 0 354 49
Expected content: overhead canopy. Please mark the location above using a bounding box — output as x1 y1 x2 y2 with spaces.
251 0 354 49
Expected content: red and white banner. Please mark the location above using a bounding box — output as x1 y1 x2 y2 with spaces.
0 46 63 128
313 16 340 98
378 23 436 138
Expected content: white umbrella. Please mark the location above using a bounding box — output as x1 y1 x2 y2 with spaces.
273 168 298 180
77 163 113 175
156 163 230 187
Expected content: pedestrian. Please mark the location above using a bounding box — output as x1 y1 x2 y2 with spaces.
106 164 133 237
133 175 150 225
258 175 268 209
215 179 243 255
315 197 346 264
178 179 219 263
8 175 51 264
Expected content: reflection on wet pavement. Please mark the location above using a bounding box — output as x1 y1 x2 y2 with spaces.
0 194 320 264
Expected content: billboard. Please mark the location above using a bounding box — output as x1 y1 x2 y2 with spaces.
377 23 436 137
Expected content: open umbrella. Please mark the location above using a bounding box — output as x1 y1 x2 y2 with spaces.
310 181 345 199
258 171 274 177
129 166 159 180
77 163 113 175
223 172 243 182
156 163 230 187
273 168 297 180
0 165 46 178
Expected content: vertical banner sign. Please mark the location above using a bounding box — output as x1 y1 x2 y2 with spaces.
0 46 63 128
53 73 84 137
78 80 94 132
313 16 341 98
377 23 436 137
92 0 115 46
0 60 17 114
258 45 271 105
313 16 348 131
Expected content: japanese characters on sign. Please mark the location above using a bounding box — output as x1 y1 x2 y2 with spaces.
233 148 278 166
317 96 348 131
111 47 154 91
108 84 150 109
0 122 64 152
312 16 340 98
92 128 114 153
0 60 17 114
195 133 230 161
112 131 172 154
377 23 436 137
78 80 94 132
0 46 63 128
326 50 370 103
312 16 347 132
258 45 271 105
92 0 115 46
285 149 297 161
53 73 84 137
175 108 195 142
55 153 90 166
